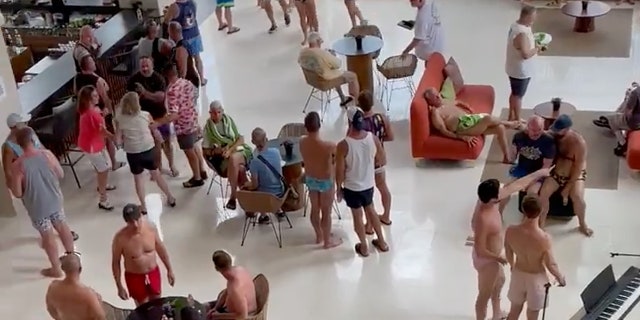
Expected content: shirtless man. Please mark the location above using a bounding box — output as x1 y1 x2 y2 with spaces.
46 253 106 320
424 88 521 163
538 115 593 236
112 204 175 306
505 195 566 320
206 250 257 319
299 111 342 249
472 167 552 320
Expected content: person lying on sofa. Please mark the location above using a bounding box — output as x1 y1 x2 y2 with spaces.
593 82 640 157
424 88 522 163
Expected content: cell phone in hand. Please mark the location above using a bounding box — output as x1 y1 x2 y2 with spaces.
397 20 415 30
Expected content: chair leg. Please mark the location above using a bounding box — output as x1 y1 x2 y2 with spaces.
386 80 395 111
66 153 81 189
206 178 215 195
240 216 254 246
284 212 293 229
270 213 283 248
407 77 416 96
333 200 342 220
302 88 315 113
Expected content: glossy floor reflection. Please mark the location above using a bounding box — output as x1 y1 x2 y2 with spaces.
2 0 640 319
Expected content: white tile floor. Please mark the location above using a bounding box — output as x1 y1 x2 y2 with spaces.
2 0 640 319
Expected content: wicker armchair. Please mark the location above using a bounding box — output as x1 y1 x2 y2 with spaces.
376 54 418 110
209 274 270 320
237 189 292 248
300 68 346 120
102 301 133 320
345 25 383 60
277 123 307 139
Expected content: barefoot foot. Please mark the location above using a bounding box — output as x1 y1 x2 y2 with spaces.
41 267 63 278
323 236 343 249
579 225 594 237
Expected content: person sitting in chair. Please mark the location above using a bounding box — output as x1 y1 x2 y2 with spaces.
298 32 360 107
424 87 522 163
205 250 257 319
499 115 555 213
538 114 592 237
243 127 285 224
593 82 640 157
202 101 252 210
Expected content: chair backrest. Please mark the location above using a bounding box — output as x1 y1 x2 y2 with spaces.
52 98 78 138
102 301 132 320
253 274 270 315
277 123 307 139
236 190 285 213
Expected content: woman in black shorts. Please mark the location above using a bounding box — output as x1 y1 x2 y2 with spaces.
115 92 176 214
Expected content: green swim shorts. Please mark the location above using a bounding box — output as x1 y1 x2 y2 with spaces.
216 0 234 7
456 114 484 132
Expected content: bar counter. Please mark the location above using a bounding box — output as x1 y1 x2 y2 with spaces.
17 9 142 114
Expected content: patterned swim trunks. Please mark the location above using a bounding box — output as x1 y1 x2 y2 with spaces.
31 211 66 233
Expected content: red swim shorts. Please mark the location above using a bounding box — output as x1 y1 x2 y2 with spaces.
124 265 161 303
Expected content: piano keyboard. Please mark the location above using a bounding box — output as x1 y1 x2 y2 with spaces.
583 268 640 320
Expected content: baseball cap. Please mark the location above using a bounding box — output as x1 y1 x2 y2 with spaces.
346 106 364 130
549 114 573 132
122 203 142 221
6 113 31 128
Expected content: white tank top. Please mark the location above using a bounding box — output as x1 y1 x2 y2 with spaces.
505 22 535 79
343 132 376 192
116 111 156 154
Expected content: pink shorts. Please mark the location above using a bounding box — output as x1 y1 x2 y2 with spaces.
507 269 549 311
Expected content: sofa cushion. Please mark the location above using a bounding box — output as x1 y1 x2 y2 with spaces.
456 85 495 114
423 134 485 160
627 130 640 170
440 77 456 100
444 57 464 94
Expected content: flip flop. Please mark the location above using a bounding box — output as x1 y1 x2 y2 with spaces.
217 24 227 31
592 118 610 128
365 229 374 235
354 243 369 257
227 27 240 34
379 217 392 226
372 239 389 252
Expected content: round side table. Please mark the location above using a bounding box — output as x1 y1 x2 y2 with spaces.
533 101 577 130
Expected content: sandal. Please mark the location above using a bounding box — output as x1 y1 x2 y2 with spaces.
593 117 610 129
227 26 240 34
183 178 204 188
379 216 392 226
217 24 227 31
354 243 369 257
71 231 79 241
167 198 177 208
372 239 389 252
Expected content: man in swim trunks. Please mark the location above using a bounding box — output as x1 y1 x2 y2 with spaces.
472 167 552 320
499 116 555 213
299 111 342 249
46 253 106 320
112 204 175 306
505 195 566 320
214 0 240 34
206 250 257 318
538 115 592 236
424 88 521 163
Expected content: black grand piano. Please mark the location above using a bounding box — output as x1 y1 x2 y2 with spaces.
570 265 640 320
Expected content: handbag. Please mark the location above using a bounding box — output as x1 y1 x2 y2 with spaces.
256 155 299 200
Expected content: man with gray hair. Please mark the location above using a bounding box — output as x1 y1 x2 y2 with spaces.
243 128 284 224
73 25 100 73
298 32 360 107
46 253 106 319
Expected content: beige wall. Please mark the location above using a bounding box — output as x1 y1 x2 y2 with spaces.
0 32 21 217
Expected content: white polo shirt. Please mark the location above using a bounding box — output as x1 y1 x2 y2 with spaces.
414 0 445 60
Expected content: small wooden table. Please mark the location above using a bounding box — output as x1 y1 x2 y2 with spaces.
561 1 611 33
533 101 577 130
332 35 384 94
266 137 304 211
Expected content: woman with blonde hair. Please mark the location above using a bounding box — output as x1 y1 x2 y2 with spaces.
115 92 176 214
293 0 318 45
77 85 115 211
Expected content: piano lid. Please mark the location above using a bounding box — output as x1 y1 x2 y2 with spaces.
581 265 618 313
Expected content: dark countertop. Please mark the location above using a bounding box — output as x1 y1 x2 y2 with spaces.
17 9 141 114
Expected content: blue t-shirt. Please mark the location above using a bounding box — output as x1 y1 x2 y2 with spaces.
510 132 556 178
249 147 285 196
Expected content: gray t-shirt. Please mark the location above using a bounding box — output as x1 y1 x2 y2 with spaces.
20 152 63 221
137 37 171 60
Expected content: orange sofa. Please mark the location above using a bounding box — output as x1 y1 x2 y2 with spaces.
627 131 640 170
409 53 496 161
